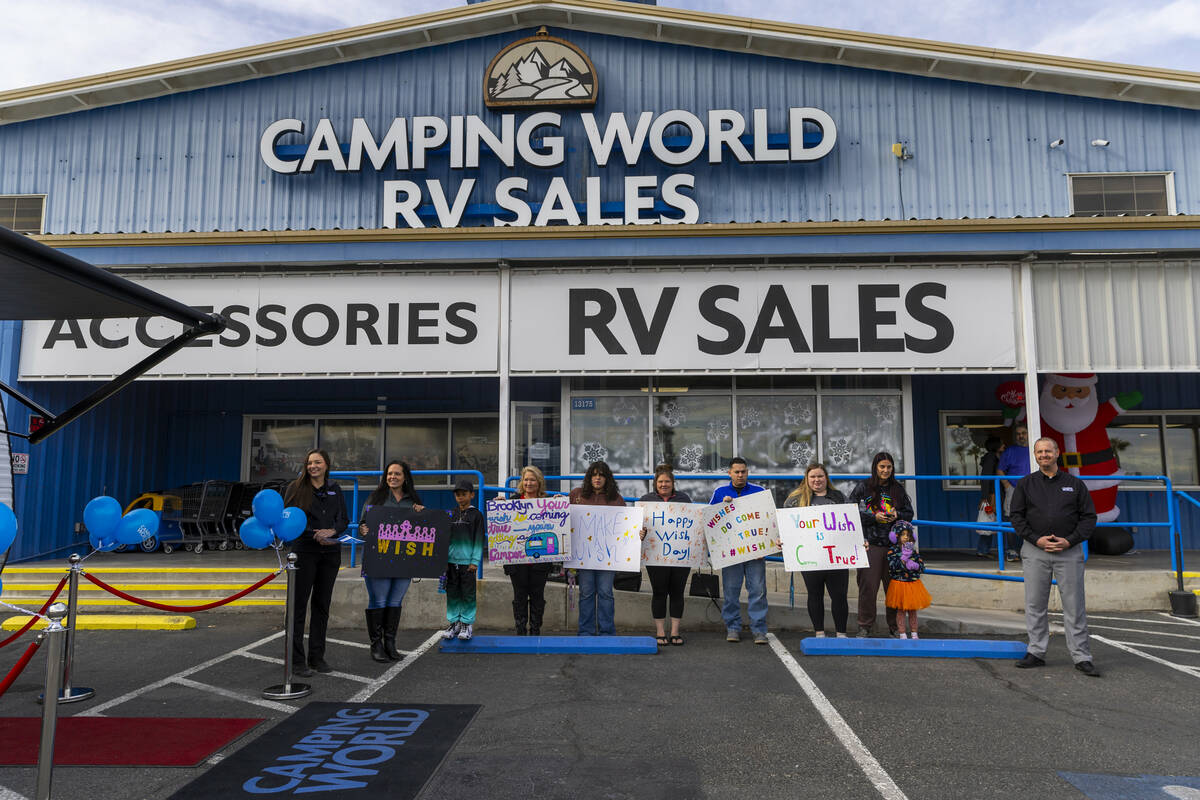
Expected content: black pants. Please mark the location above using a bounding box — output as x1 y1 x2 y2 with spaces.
508 564 550 629
801 568 850 633
646 565 690 619
292 548 341 663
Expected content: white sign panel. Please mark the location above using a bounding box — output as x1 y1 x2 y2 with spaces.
486 496 572 566
776 503 866 572
563 505 644 571
637 501 707 568
509 267 1015 372
703 491 780 569
19 273 500 380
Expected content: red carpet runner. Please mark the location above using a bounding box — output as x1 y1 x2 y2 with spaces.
0 717 263 766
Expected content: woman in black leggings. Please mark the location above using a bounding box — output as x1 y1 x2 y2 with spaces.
783 463 850 638
638 464 692 646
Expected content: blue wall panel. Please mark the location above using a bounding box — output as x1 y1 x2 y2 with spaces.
1 29 1198 234
912 373 1200 552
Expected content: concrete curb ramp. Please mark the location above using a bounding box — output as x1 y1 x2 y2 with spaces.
1 614 196 630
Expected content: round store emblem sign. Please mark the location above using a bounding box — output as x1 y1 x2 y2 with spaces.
484 27 597 109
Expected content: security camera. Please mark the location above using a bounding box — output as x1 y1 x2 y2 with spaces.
1049 138 1064 148
1091 139 1110 147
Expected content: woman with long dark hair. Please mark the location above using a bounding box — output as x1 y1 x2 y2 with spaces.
569 460 626 636
784 463 850 637
284 448 348 677
358 460 424 661
847 451 913 637
506 465 553 635
638 464 692 646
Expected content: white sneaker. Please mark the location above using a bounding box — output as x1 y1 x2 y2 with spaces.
814 631 826 638
441 622 460 640
897 632 909 639
836 633 848 638
910 632 919 639
457 623 473 640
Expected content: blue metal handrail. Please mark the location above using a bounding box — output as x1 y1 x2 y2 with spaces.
331 469 485 570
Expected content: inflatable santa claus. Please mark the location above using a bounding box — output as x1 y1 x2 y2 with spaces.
1039 374 1142 541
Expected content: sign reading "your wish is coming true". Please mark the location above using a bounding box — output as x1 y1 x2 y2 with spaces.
776 503 865 572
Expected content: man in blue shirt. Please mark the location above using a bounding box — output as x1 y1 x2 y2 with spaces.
708 457 769 644
997 423 1030 560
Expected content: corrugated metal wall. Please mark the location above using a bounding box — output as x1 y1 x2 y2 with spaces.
2 28 1198 233
913 372 1200 551
1033 259 1200 372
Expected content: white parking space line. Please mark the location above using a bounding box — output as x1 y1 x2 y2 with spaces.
172 676 299 713
1158 612 1200 627
1116 642 1200 656
1093 635 1200 679
79 630 284 717
1084 624 1200 640
766 634 908 800
0 784 28 800
1082 614 1200 627
235 650 374 684
348 631 441 703
325 637 370 650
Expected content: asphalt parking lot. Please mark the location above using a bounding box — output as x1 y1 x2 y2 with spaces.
0 612 1198 800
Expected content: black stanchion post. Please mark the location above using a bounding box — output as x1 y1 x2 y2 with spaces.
36 603 67 800
48 554 95 703
263 553 311 700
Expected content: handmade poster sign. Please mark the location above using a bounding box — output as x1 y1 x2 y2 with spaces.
776 503 866 571
563 505 644 571
636 502 707 568
362 506 451 578
702 491 780 569
486 496 571 566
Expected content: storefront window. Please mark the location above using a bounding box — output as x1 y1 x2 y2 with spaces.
570 396 649 475
452 417 500 486
1107 416 1163 478
319 419 383 473
653 395 733 473
1165 415 1200 487
384 419 449 473
821 395 904 483
940 412 1005 487
512 403 560 480
249 419 315 481
738 395 817 472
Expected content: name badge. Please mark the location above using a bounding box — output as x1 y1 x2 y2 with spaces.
1062 487 1074 492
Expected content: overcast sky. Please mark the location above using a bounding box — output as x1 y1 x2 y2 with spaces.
3 0 1199 92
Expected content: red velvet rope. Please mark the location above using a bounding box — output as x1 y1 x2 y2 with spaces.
0 638 43 699
0 575 69 649
81 570 281 612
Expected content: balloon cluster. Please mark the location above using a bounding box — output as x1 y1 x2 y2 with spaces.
83 497 159 552
0 502 10 595
239 490 306 550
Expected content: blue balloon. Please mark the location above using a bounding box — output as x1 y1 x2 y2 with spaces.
274 506 307 543
89 528 120 552
239 516 275 550
0 502 17 553
83 496 122 539
115 508 160 545
251 490 285 529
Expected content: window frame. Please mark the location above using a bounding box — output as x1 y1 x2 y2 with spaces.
1067 172 1176 217
0 194 46 234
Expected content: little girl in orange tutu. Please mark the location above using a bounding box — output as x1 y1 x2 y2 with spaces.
886 521 930 638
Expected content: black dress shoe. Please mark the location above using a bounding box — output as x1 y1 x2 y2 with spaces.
293 664 314 678
309 657 332 674
1015 653 1046 669
1075 660 1101 677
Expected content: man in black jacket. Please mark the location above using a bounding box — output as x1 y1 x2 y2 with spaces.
1010 437 1100 677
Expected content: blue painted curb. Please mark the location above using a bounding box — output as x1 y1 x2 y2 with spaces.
799 637 1026 659
439 635 659 654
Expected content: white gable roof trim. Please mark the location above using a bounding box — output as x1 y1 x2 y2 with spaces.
3 0 1200 127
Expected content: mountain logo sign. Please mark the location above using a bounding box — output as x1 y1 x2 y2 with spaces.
484 27 597 109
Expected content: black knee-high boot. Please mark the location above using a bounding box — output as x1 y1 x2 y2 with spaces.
382 605 403 660
365 608 388 663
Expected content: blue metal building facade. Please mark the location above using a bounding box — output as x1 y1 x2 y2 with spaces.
3 1 1200 560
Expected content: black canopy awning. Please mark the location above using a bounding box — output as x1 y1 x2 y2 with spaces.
0 225 224 444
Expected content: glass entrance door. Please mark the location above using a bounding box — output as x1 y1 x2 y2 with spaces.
512 402 561 485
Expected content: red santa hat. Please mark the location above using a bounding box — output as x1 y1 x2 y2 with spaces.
1046 372 1098 388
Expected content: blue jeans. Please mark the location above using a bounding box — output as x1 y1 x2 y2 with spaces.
577 569 615 635
722 558 768 634
364 576 411 609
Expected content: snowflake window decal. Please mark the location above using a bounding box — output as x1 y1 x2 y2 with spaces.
788 441 816 468
660 401 686 428
579 442 609 465
825 437 854 466
675 444 704 472
784 400 814 426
